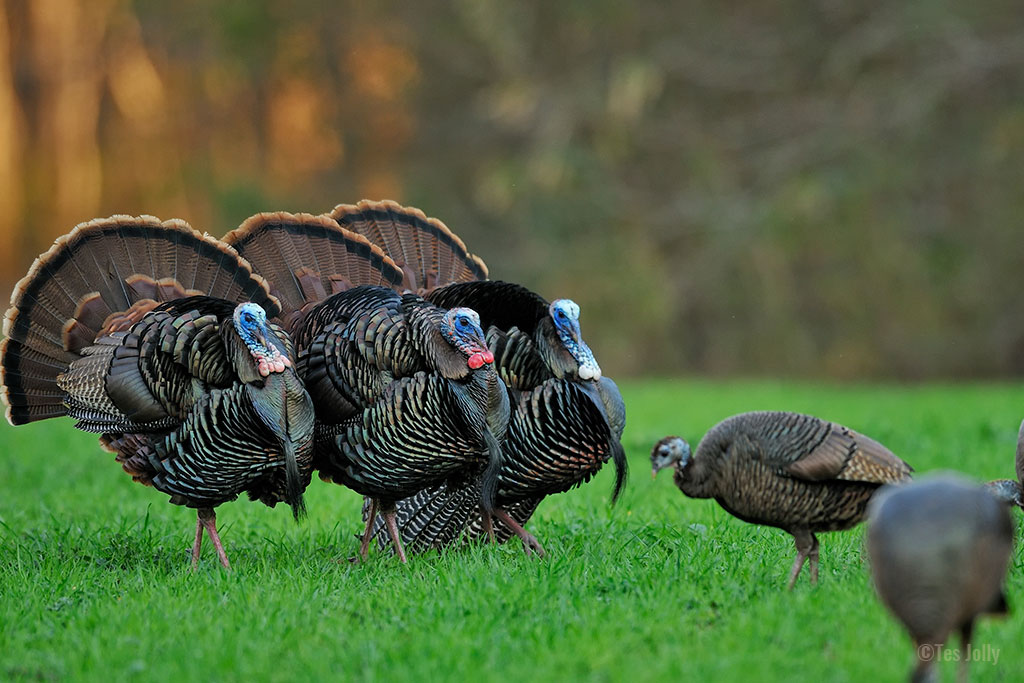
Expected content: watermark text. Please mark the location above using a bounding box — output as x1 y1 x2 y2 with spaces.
917 643 1000 666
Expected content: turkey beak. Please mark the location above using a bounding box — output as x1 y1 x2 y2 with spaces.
252 327 271 351
651 457 668 478
255 325 285 362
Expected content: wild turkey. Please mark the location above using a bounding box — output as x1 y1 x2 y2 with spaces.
375 285 628 556
224 211 510 561
866 474 1012 683
985 418 1024 510
321 200 628 556
1 216 315 568
651 411 912 589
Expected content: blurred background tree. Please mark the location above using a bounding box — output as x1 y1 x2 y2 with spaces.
1 0 1023 379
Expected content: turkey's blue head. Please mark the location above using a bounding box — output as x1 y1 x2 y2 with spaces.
233 302 292 377
550 299 601 381
441 307 494 370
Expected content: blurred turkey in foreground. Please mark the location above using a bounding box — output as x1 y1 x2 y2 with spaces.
867 474 1012 683
984 419 1024 511
224 211 509 561
652 411 912 589
322 200 627 556
0 216 315 568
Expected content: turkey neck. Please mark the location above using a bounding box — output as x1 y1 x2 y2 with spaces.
222 323 277 384
674 449 715 499
402 300 473 381
534 317 579 379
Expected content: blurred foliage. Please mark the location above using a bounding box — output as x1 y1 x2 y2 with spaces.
1 0 1023 379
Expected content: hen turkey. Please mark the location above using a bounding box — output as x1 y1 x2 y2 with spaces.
652 411 912 588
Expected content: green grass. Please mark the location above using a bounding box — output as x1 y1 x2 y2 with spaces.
2 379 1022 681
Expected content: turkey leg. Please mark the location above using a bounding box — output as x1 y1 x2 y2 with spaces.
787 529 817 590
191 507 231 569
493 508 545 558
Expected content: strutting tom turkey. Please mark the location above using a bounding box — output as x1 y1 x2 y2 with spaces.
224 211 510 562
652 411 912 589
316 200 628 557
373 281 628 557
1 216 315 568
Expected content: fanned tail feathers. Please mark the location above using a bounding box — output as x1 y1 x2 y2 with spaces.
224 212 404 332
1 215 277 425
328 200 488 293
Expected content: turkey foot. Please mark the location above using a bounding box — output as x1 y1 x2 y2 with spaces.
191 507 231 569
786 530 818 590
381 505 408 563
494 508 545 558
479 505 496 544
356 498 379 561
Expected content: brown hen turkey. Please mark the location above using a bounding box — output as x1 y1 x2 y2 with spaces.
652 411 912 588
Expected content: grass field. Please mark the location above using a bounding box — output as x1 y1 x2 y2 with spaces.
1 379 1022 681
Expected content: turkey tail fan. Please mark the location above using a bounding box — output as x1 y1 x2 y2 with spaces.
428 281 549 337
327 200 488 293
224 212 404 325
1 215 277 426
